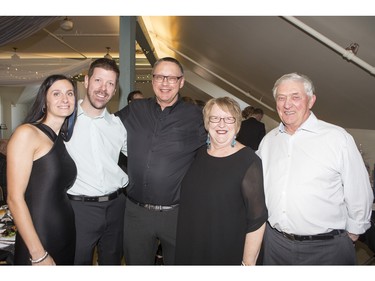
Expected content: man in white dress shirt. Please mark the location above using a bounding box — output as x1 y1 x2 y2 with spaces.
65 58 128 265
257 72 373 265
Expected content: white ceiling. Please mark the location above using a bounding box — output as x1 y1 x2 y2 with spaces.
1 16 374 130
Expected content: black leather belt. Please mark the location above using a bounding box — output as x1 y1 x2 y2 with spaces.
67 189 123 202
127 196 179 211
276 228 346 241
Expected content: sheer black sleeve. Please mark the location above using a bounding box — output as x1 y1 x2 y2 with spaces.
241 155 268 233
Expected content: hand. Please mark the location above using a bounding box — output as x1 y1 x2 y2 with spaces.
348 232 359 242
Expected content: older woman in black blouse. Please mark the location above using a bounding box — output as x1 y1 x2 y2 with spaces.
175 97 268 265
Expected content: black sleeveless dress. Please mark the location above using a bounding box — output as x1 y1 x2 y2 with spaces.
13 124 77 265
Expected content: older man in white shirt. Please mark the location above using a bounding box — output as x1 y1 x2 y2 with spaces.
257 72 373 265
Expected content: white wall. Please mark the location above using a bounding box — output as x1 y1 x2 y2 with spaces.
10 103 29 134
347 128 375 187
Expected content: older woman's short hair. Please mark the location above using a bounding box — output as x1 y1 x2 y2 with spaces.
203 97 242 134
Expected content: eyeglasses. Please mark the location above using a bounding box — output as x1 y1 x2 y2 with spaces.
152 74 183 84
209 116 236 124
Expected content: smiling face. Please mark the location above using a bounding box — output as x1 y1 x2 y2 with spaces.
83 67 117 116
275 79 316 134
152 61 184 110
207 103 238 149
46 79 75 119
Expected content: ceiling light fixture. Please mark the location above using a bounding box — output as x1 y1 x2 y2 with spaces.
11 47 20 61
104 47 113 59
60 17 74 31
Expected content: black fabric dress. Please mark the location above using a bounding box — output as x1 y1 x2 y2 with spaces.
13 124 77 265
175 146 268 265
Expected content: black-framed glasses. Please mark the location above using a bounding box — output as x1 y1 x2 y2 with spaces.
152 74 182 84
209 116 236 124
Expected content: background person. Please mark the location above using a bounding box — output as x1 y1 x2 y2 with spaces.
127 90 144 104
237 107 266 150
116 57 206 265
257 72 374 265
65 58 128 265
175 97 268 265
241 105 254 120
119 90 145 174
7 74 77 265
253 107 264 122
0 139 8 202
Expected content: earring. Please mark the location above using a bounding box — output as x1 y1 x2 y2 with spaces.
42 106 46 113
206 134 211 149
231 135 237 148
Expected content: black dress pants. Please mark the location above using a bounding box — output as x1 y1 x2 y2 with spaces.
123 197 178 265
70 193 126 265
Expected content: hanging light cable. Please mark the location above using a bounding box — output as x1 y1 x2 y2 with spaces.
104 47 112 59
11 47 20 61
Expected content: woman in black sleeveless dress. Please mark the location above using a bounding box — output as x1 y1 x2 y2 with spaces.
7 75 77 265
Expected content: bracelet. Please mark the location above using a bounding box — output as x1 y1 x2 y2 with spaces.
29 251 49 264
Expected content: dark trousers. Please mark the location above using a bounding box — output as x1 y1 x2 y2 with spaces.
123 197 178 265
263 223 356 265
70 193 126 265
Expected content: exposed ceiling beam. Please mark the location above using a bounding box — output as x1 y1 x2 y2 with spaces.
136 17 157 67
42 28 87 59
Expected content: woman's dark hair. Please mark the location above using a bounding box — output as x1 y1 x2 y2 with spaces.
24 74 78 141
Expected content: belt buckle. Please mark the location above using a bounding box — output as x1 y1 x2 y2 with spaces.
144 204 162 211
283 232 296 241
98 196 109 202
151 205 162 211
144 204 152 210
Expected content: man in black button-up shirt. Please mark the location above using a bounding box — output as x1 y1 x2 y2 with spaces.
116 57 206 265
